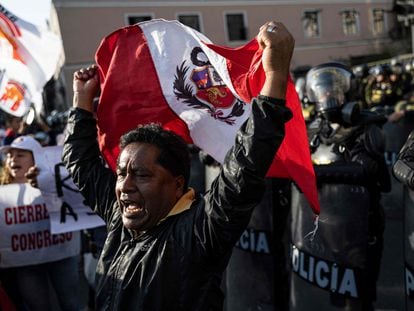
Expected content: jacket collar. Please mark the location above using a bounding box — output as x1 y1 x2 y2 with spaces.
159 188 195 223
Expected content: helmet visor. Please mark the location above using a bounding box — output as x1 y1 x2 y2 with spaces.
306 65 352 110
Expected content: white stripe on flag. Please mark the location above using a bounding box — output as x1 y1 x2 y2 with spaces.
140 19 251 162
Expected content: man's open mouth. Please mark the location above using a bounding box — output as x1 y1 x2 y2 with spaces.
122 201 145 217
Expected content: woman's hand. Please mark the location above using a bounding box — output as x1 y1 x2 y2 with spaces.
25 165 40 188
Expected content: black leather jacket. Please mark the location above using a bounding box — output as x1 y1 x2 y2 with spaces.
62 98 291 310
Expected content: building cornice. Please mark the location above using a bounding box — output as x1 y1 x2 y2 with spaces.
62 37 392 69
54 1 392 9
295 36 391 51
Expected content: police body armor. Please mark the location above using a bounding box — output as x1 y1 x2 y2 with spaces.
291 125 372 311
291 63 390 311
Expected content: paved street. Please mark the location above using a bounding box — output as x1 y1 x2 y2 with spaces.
375 218 405 311
375 179 406 311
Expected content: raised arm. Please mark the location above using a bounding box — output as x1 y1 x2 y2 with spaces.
197 21 294 258
62 65 117 221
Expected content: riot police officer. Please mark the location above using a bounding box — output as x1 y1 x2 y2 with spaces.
291 62 390 311
295 76 315 123
365 64 394 109
352 63 370 106
390 58 412 98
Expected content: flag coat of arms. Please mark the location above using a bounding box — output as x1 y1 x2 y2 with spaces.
96 19 320 215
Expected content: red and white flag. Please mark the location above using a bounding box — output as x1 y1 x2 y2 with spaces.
0 1 64 89
0 57 37 117
0 1 64 116
96 19 320 215
0 30 38 117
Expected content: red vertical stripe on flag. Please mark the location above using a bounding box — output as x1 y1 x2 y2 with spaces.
205 39 320 214
96 25 192 171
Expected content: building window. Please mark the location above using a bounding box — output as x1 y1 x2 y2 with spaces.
126 14 152 26
372 8 386 35
302 10 321 38
178 14 201 32
225 13 247 42
341 10 360 36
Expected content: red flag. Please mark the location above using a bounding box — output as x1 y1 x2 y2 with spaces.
204 40 319 214
95 19 320 215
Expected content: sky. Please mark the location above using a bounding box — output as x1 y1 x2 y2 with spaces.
1 0 52 28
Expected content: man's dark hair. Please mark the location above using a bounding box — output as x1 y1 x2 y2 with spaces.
120 123 191 189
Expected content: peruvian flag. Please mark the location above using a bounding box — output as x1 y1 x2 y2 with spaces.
96 19 320 215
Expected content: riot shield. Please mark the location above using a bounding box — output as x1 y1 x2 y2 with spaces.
225 178 291 311
404 187 414 310
290 184 369 311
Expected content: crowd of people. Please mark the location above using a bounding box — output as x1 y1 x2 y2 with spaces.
1 18 414 311
296 57 414 125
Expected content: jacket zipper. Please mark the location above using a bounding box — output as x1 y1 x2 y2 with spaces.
108 241 132 310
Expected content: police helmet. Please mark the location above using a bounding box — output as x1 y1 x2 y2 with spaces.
390 57 399 67
306 62 353 121
295 77 306 102
369 64 391 76
404 61 413 72
352 64 369 78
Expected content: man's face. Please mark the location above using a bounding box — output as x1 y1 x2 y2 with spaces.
116 142 184 233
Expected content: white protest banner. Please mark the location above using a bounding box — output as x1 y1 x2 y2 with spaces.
38 145 105 234
0 183 80 268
